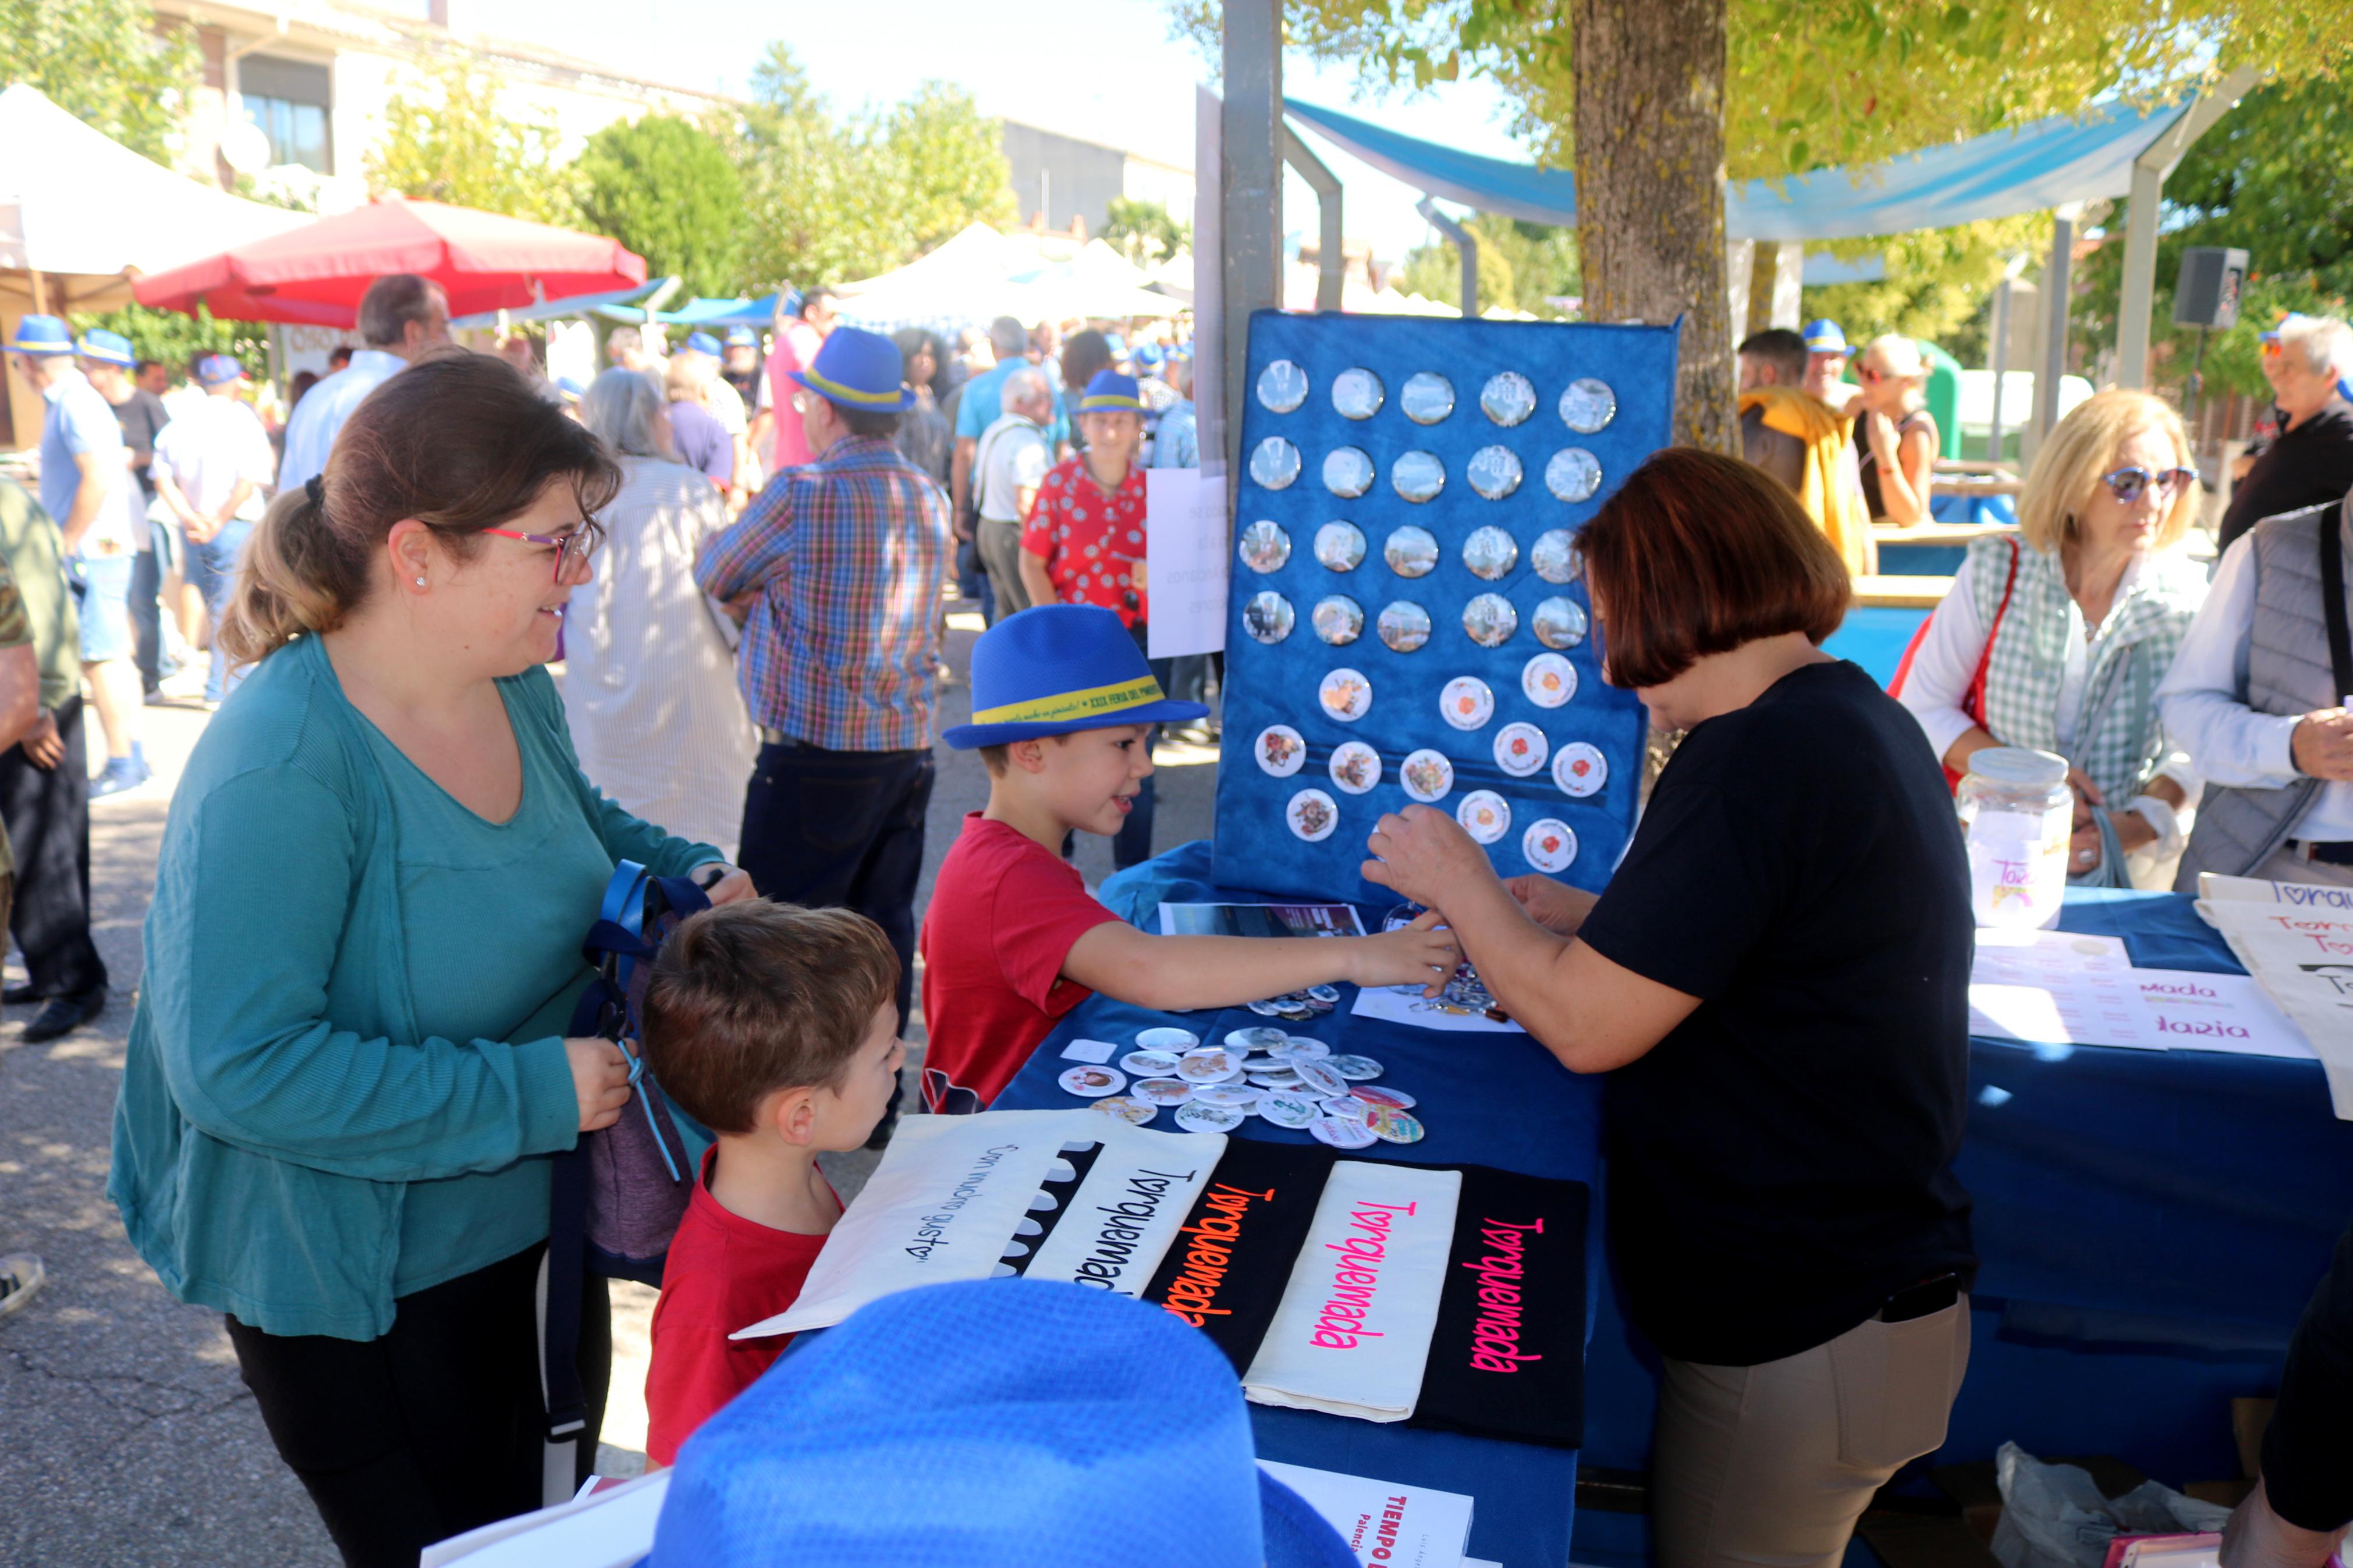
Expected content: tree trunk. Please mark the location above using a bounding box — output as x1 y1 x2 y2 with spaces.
1571 0 1734 453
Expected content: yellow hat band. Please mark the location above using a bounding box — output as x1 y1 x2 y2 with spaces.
799 366 907 408
970 674 1166 727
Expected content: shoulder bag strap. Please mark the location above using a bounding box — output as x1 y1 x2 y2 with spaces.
1962 537 2022 732
2320 502 2353 705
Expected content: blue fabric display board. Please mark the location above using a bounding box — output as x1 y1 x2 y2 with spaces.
1213 311 1678 904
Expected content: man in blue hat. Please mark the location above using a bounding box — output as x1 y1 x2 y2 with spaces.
152 355 275 707
719 325 763 415
1801 318 1862 417
696 324 951 1141
279 273 449 493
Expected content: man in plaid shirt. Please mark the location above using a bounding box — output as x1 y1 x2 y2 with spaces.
697 327 950 1104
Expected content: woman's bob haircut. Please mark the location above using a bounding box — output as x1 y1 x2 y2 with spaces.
1580 447 1852 691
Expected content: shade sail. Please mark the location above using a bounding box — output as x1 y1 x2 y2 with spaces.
448 276 675 331
1284 95 2195 241
133 198 647 326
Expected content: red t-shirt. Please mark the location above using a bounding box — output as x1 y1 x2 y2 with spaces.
643 1146 840 1466
918 813 1123 1113
1021 457 1149 628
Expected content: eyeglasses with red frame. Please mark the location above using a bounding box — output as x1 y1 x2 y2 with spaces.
483 521 604 582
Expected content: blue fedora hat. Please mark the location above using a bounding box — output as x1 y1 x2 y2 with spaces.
651 1279 1354 1568
942 605 1208 749
77 329 136 367
1801 318 1848 354
1078 369 1144 413
686 330 723 356
6 315 74 357
787 325 915 412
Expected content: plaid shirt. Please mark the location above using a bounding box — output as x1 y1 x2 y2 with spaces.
696 435 951 752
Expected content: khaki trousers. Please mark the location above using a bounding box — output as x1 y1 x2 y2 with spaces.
1652 1299 1971 1568
977 517 1033 620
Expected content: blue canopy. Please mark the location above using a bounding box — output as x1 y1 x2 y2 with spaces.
449 276 674 331
1284 96 2193 240
656 294 783 328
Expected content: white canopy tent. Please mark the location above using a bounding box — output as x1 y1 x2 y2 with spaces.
0 83 310 447
833 224 1185 335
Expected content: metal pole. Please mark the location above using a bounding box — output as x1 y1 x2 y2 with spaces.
1986 278 2011 464
1220 0 1282 477
1415 197 1478 318
2115 66 2258 390
2032 208 2078 449
1279 123 1344 313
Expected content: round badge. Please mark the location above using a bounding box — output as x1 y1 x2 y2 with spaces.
1312 595 1364 646
1258 1093 1319 1129
1326 1054 1384 1082
1059 1065 1127 1098
1227 1026 1290 1051
1351 1085 1419 1111
1331 367 1385 419
1377 600 1432 653
1293 1058 1350 1098
1238 519 1291 573
1481 371 1537 426
1176 1048 1243 1083
1328 741 1382 795
1318 668 1372 722
1323 446 1375 499
1401 372 1456 424
1315 521 1366 572
1308 984 1340 1004
1532 595 1589 650
1122 1050 1183 1078
1254 724 1306 778
1531 528 1582 584
1545 447 1603 503
1553 741 1608 798
1193 1082 1260 1110
1392 450 1446 503
1522 653 1578 708
1311 1115 1379 1149
1319 1096 1371 1125
1494 721 1549 778
1176 1101 1246 1134
1243 591 1295 645
1269 1035 1331 1061
1133 1077 1194 1107
1440 675 1495 731
1091 1096 1158 1126
1287 787 1340 843
1257 358 1309 413
1522 818 1578 873
1250 1069 1303 1089
1250 436 1301 490
1399 748 1454 803
1366 1107 1427 1144
1458 790 1511 844
1467 445 1524 500
1384 525 1439 578
1559 377 1617 433
1247 998 1287 1016
1463 593 1518 648
1137 1026 1201 1052
1463 525 1520 581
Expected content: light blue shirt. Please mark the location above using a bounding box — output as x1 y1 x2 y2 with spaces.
1151 399 1199 470
39 367 137 559
277 349 409 493
954 358 1070 450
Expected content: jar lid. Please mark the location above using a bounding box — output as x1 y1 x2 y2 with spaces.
1967 746 2068 789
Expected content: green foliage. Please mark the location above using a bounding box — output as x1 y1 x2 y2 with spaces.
366 58 577 226
0 0 196 164
725 47 1015 296
1104 198 1190 263
72 303 268 376
1400 214 1578 317
574 116 744 300
1801 214 2049 360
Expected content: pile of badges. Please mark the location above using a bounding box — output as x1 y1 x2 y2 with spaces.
1065 1024 1425 1147
1247 983 1340 1023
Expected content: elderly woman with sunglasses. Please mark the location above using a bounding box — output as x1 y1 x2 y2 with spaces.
108 353 754 1567
1897 390 2210 887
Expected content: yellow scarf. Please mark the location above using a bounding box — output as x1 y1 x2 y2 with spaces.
1739 386 1872 577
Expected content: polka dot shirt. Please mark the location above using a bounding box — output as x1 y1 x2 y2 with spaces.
1021 457 1150 627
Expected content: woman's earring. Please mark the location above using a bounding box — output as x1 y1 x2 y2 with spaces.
414 576 427 588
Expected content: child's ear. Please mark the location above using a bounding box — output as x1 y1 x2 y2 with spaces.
1009 737 1049 774
761 1086 821 1147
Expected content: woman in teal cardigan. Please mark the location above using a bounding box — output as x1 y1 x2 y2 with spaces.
108 352 753 1567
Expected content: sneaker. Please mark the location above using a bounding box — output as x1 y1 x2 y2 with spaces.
89 755 152 799
0 1253 44 1321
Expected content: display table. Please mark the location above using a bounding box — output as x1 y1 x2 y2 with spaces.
994 840 1599 1568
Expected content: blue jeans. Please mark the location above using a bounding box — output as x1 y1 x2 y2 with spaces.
72 554 135 664
184 518 253 703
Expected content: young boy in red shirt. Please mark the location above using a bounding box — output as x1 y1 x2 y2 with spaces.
918 603 1459 1112
638 901 906 1464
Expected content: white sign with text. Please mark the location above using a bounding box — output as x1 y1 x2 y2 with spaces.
1146 466 1229 660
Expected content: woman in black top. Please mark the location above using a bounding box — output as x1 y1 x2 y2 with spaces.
1365 449 1976 1568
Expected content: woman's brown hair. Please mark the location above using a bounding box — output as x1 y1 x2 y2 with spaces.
219 349 621 666
1580 447 1852 690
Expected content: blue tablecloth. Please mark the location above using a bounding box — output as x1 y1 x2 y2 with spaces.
993 840 1600 1568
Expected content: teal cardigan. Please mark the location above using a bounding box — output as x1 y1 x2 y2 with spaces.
108 634 718 1340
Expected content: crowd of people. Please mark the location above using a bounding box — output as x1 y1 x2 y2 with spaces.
0 259 2347 1568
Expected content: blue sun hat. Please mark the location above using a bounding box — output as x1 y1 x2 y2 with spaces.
1078 369 1144 413
196 354 243 386
77 329 136 368
786 325 915 412
686 330 723 357
6 315 74 357
724 326 759 349
1801 318 1849 355
943 604 1208 749
651 1279 1354 1568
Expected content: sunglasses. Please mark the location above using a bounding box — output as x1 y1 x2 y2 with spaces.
484 524 602 581
2099 465 2196 504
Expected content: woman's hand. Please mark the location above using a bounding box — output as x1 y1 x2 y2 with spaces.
1347 910 1460 996
2066 766 2106 808
1505 874 1591 936
693 863 758 905
1865 409 1898 461
566 1036 631 1132
1362 804 1490 911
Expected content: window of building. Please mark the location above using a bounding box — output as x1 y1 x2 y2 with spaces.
236 56 332 175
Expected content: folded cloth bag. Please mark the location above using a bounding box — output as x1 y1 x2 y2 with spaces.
1144 1138 1338 1368
1241 1160 1462 1422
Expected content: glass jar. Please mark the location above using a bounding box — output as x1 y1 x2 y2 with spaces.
1957 746 2072 930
